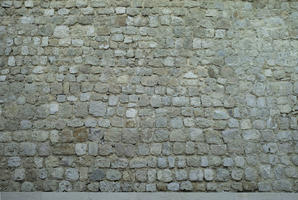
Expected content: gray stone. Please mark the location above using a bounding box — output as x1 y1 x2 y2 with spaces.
231 169 243 181
99 181 121 192
204 169 214 181
157 169 172 182
20 142 36 156
151 95 162 108
245 167 258 181
189 128 203 141
175 169 187 181
272 180 292 192
167 182 179 191
169 118 184 129
88 142 98 155
75 143 87 155
59 180 72 192
180 181 193 191
65 168 79 181
90 169 105 181
89 101 107 116
172 97 189 106
54 26 69 38
189 169 203 181
13 168 25 181
8 157 21 167
106 169 122 181
213 109 229 119
21 182 34 192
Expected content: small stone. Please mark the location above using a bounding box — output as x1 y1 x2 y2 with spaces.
20 16 34 24
213 109 229 119
204 169 214 181
180 181 193 191
20 142 36 156
99 181 120 192
8 157 21 167
243 130 260 141
90 169 105 181
21 182 34 192
172 97 189 106
245 167 258 181
49 103 59 114
258 182 272 192
223 158 234 167
24 0 33 7
126 108 137 118
89 101 106 116
8 56 15 66
65 168 79 181
216 168 230 181
98 119 110 127
1 1 12 7
108 95 119 106
232 169 243 181
54 26 70 38
13 168 25 181
157 169 172 182
146 184 157 192
75 143 87 156
85 118 97 127
167 182 179 191
189 128 203 141
189 169 204 181
150 95 162 108
111 34 124 41
176 170 187 181
169 118 183 129
163 57 174 67
59 180 72 192
193 38 201 49
88 142 98 156
272 180 292 192
106 169 122 181
85 56 99 65
241 119 252 129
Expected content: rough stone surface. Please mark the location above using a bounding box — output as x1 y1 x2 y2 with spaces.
0 0 297 192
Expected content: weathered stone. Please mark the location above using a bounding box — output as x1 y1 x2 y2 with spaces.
89 101 106 117
54 26 69 38
75 143 87 156
90 169 105 181
59 180 72 192
65 168 79 181
106 169 122 181
20 143 36 156
8 157 21 167
213 109 229 120
189 169 204 181
167 182 179 191
157 169 172 182
21 182 34 192
204 169 214 181
13 168 25 181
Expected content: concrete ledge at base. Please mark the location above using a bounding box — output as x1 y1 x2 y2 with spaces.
1 192 298 200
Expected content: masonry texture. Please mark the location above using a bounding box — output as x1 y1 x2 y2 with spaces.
0 0 297 192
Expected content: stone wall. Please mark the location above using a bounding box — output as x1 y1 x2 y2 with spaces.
0 0 297 192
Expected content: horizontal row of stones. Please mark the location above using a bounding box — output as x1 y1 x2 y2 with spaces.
1 141 297 157
1 0 296 9
1 179 295 192
3 153 298 169
3 166 296 190
1 95 297 118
